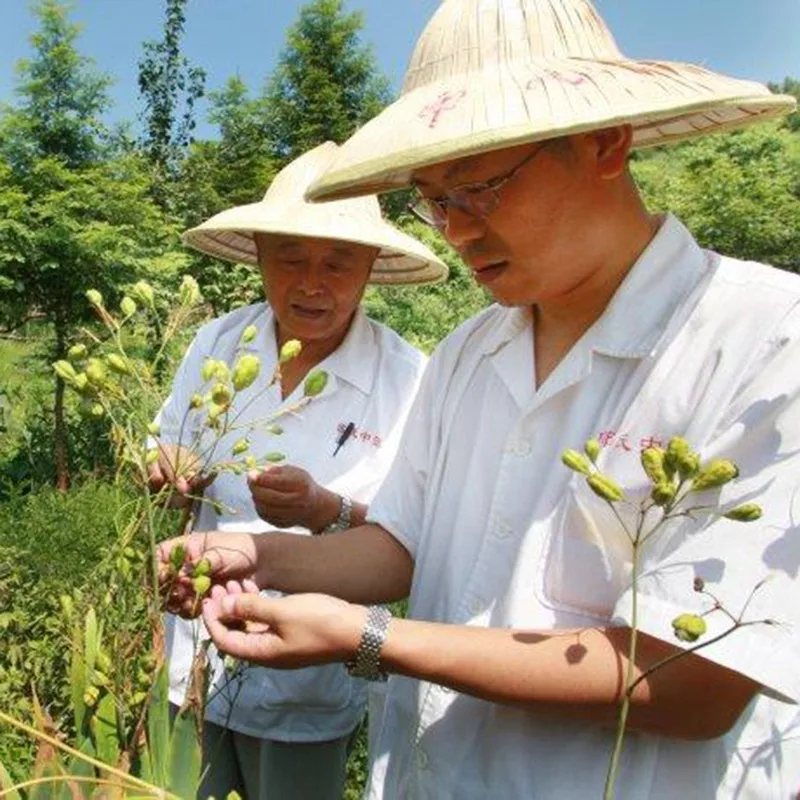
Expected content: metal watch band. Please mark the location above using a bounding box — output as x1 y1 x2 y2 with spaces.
320 493 353 535
346 605 391 681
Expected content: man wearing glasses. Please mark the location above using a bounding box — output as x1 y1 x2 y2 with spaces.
162 0 800 797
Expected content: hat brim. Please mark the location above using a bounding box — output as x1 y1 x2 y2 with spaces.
182 202 448 286
306 58 796 201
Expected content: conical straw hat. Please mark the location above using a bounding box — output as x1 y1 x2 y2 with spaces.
308 0 796 200
182 142 447 285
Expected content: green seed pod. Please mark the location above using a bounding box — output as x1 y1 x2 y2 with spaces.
640 447 668 485
207 402 226 423
192 575 211 597
201 359 217 382
212 501 224 515
86 289 104 307
194 558 211 577
83 685 100 706
85 358 107 388
147 421 161 437
92 670 109 687
663 436 690 479
723 503 763 522
73 373 91 395
67 343 87 362
244 455 257 470
584 437 601 463
232 438 250 456
53 360 78 383
169 544 187 571
241 324 258 344
267 424 284 436
303 369 328 397
671 613 707 643
211 382 233 407
145 448 159 466
651 481 677 507
265 451 286 463
59 594 74 619
561 449 591 475
190 393 203 410
130 280 155 308
120 296 137 318
691 459 739 492
586 473 625 503
279 339 303 363
179 275 201 307
89 403 104 419
232 354 261 391
677 451 701 481
107 353 131 375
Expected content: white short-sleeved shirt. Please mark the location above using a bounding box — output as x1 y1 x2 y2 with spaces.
366 216 800 799
160 302 425 742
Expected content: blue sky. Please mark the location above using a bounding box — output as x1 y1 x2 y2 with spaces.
2 0 799 139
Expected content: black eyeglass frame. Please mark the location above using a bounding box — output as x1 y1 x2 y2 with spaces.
407 145 546 228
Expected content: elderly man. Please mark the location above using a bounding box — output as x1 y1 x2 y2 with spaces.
163 1 800 797
150 141 445 800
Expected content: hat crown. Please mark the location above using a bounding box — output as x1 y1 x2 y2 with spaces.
402 0 622 93
263 141 382 222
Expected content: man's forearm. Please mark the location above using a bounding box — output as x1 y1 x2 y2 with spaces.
254 523 413 604
379 619 759 740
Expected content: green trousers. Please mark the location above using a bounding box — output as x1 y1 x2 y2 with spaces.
198 717 354 800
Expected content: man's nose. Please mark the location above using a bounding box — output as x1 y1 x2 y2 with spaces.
443 205 485 248
298 263 325 293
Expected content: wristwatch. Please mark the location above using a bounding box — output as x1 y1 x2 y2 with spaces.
346 605 392 681
319 493 353 535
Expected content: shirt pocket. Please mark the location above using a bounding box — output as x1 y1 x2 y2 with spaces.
538 472 636 621
249 662 354 711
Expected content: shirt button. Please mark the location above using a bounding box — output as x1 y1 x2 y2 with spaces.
416 747 429 770
495 522 513 539
505 439 531 456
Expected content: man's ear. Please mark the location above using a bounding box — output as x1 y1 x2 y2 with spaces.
593 125 634 180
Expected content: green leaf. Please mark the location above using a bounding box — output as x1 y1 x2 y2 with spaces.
90 691 121 767
145 665 171 787
0 757 21 800
167 706 202 799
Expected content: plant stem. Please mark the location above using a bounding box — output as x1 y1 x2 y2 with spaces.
603 537 640 800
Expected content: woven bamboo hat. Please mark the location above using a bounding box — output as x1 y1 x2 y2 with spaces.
308 0 796 200
182 142 447 285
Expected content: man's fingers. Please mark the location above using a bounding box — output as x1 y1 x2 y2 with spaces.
219 592 275 625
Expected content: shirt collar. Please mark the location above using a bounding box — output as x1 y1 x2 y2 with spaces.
309 307 377 396
261 304 377 396
588 213 709 359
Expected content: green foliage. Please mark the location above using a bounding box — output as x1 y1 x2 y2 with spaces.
633 124 800 273
363 218 491 353
264 0 391 164
0 481 134 771
1 0 111 172
137 0 206 186
768 77 800 132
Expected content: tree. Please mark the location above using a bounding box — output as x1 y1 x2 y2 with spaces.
0 0 187 490
768 77 800 132
176 76 276 314
633 124 800 274
137 0 206 203
264 0 390 165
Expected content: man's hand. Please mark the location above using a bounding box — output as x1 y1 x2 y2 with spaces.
248 465 336 531
147 444 215 509
158 533 259 618
202 582 365 668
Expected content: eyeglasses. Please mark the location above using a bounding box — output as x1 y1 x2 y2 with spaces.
408 145 545 229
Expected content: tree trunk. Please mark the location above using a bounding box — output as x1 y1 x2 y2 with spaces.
53 322 70 492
